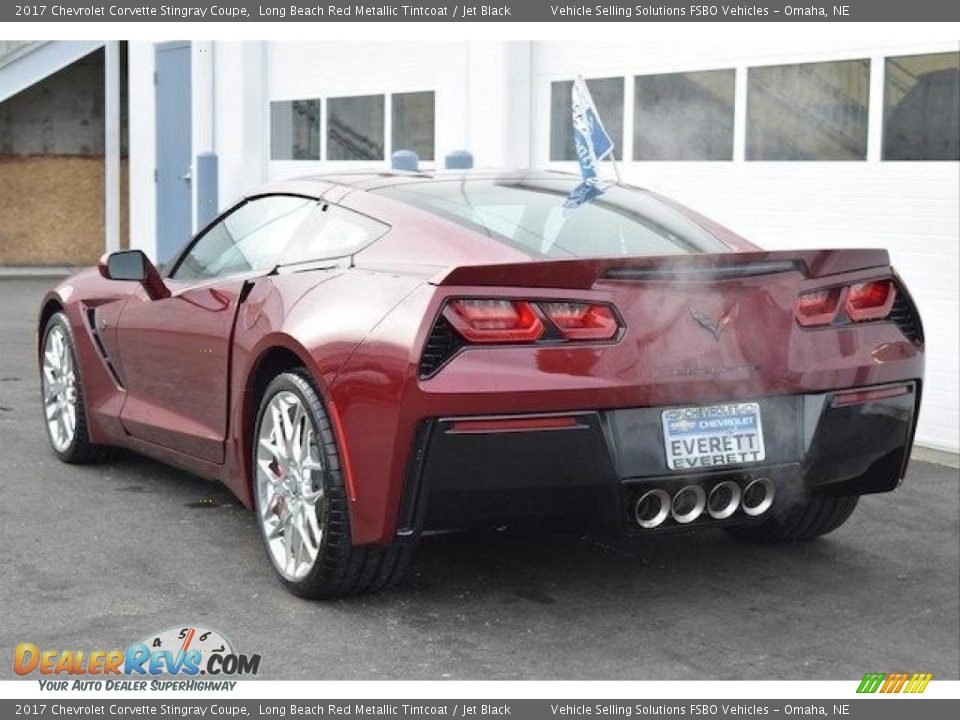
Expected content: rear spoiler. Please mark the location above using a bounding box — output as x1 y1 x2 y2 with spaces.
430 249 891 290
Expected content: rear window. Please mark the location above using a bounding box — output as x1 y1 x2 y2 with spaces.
372 178 728 257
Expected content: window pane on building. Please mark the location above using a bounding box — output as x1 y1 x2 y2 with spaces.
270 99 320 160
634 69 735 160
392 91 435 161
327 94 384 161
884 52 960 161
550 77 624 161
747 60 870 160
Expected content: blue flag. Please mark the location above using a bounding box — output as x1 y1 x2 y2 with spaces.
572 76 614 184
563 181 605 210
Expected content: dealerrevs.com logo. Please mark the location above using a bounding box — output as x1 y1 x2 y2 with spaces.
15 626 260 691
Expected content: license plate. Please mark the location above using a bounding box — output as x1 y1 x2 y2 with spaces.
661 402 766 471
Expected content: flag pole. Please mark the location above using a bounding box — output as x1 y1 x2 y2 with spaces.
609 149 622 185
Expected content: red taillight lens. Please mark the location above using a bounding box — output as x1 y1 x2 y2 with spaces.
845 280 896 322
796 288 842 327
541 302 619 341
796 279 899 327
443 299 544 343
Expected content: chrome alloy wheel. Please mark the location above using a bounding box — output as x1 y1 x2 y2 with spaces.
255 391 325 581
41 325 78 452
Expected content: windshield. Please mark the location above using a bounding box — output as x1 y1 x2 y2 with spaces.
372 177 728 258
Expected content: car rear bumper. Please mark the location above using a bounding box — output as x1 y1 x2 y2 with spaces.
395 381 920 539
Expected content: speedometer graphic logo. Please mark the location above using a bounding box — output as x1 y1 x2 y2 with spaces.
129 625 260 676
139 625 235 671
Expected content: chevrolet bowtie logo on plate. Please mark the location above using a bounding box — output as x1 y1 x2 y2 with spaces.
689 304 739 341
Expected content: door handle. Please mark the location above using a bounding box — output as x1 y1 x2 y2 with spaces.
181 167 192 184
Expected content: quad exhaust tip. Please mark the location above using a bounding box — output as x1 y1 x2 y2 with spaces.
633 477 774 529
670 485 706 524
741 477 776 517
707 480 742 520
634 489 671 529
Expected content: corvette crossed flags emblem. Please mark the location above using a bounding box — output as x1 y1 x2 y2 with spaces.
688 304 739 342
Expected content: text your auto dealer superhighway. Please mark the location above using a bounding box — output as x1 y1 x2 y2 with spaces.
47 4 251 17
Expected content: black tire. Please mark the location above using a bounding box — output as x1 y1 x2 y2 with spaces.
252 369 414 599
726 493 859 543
40 312 112 464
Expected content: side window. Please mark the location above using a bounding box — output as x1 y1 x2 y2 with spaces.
283 204 389 264
171 195 315 281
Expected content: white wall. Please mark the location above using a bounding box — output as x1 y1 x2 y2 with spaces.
532 34 959 451
127 41 156 260
211 42 268 209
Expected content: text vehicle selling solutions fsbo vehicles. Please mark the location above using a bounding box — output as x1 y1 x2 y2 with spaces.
38 170 924 597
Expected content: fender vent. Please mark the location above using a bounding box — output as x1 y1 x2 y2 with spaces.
889 291 924 346
419 317 465 379
86 307 125 387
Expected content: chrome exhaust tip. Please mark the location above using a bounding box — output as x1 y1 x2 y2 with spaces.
707 480 742 520
671 485 706 524
742 477 775 516
634 489 671 529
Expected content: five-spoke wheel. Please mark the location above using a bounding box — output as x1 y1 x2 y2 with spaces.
252 370 412 598
39 312 109 464
255 390 326 582
41 323 78 453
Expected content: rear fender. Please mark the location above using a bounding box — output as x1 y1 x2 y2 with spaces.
224 272 425 535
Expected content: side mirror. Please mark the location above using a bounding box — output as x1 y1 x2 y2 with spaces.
100 249 146 281
98 250 170 300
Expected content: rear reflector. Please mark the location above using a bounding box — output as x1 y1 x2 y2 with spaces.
796 287 843 326
831 384 911 407
540 302 618 341
845 280 896 322
451 416 579 433
443 299 544 343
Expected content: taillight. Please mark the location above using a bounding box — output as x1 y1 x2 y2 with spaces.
439 298 621 346
540 302 619 341
796 288 842 327
424 298 622 376
796 279 898 327
442 299 544 343
845 280 896 322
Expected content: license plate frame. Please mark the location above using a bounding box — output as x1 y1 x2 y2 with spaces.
661 402 766 471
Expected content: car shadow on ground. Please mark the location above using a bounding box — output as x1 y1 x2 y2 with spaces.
102 446 875 610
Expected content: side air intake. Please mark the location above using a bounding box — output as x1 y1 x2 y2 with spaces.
419 316 465 379
888 290 924 346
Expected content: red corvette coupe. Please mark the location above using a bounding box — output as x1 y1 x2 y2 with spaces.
38 170 924 598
